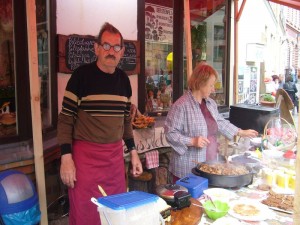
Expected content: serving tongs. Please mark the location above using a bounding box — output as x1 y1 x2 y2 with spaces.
224 138 230 165
207 195 218 210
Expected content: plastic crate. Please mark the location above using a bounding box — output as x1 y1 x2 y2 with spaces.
176 174 208 198
96 191 161 225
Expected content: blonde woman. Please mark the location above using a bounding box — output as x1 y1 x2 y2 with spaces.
164 62 258 181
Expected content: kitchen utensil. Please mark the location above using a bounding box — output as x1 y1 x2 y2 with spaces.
191 203 219 212
203 200 229 220
224 139 229 164
203 188 237 202
192 161 255 188
207 195 217 210
156 184 191 209
230 153 261 172
98 185 107 196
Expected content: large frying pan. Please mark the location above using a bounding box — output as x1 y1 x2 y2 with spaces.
192 161 255 188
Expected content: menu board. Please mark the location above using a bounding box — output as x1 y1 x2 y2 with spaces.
58 34 140 75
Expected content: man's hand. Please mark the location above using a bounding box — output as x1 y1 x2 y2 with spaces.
130 150 143 177
60 153 77 188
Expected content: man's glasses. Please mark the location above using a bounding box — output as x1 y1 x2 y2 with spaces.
99 43 122 52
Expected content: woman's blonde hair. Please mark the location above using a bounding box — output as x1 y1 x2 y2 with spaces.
188 62 218 91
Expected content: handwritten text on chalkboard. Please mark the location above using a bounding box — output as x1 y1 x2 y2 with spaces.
66 36 96 71
58 34 140 75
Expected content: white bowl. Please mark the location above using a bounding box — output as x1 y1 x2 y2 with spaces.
203 188 237 202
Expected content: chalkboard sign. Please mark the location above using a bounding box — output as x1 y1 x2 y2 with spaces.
65 35 96 71
58 34 140 75
118 42 138 72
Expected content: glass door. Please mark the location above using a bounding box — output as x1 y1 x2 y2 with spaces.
189 0 228 106
145 0 174 115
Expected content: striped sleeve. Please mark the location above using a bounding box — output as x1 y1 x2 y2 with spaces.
60 69 81 117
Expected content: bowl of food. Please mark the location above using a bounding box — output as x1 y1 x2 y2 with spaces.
203 200 229 220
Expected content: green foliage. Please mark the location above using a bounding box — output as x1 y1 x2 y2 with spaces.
262 93 275 102
191 23 207 50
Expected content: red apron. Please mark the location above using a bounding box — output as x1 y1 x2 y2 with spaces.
200 100 218 161
68 140 126 225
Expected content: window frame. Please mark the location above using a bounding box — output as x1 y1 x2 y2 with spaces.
0 0 57 145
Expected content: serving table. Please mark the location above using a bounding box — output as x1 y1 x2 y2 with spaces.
196 177 294 224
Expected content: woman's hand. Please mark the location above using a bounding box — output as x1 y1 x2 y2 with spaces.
238 129 258 138
191 136 210 148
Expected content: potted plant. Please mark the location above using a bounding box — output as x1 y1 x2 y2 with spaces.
260 93 276 107
191 23 207 62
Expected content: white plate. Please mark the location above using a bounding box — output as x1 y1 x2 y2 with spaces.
212 217 242 225
203 188 237 202
271 186 294 195
229 199 273 221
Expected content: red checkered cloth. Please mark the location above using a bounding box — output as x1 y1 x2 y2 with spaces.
145 150 159 169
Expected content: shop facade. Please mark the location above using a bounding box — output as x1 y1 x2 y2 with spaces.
0 0 300 223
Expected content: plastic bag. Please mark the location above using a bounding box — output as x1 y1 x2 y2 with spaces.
1 204 41 225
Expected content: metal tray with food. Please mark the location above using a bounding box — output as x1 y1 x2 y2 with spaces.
192 160 256 188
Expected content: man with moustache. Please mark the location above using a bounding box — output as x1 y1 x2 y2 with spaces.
57 22 143 225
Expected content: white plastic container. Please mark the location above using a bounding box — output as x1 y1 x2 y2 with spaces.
93 191 164 225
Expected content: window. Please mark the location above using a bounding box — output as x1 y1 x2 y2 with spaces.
138 0 230 115
0 0 16 138
189 0 229 106
144 0 174 114
0 0 57 145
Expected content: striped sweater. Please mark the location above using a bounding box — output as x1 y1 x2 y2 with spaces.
57 62 135 154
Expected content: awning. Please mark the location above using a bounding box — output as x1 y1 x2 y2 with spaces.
268 0 300 10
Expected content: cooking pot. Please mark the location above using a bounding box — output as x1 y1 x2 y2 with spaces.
192 161 255 188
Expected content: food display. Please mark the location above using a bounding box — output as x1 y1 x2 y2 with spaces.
262 190 294 212
229 200 272 221
233 204 260 216
194 162 254 188
132 115 155 129
198 163 249 176
264 118 297 151
266 127 296 146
